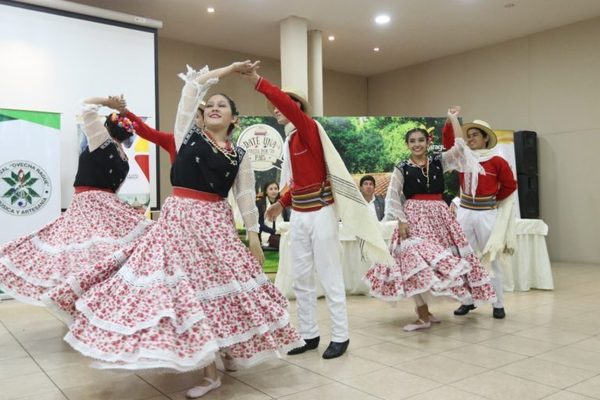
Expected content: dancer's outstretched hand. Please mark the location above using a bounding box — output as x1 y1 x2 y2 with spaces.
248 232 265 266
449 203 457 217
398 221 409 240
447 106 461 119
106 95 127 113
265 202 283 220
237 60 261 84
230 60 256 74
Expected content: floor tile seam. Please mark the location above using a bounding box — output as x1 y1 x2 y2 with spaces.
475 337 567 358
225 372 280 399
391 361 491 385
495 356 599 390
559 371 600 391
448 370 561 400
283 353 390 380
350 347 432 367
561 387 600 400
283 379 388 400
510 331 593 346
230 363 332 399
1 319 69 398
434 351 520 370
135 373 180 400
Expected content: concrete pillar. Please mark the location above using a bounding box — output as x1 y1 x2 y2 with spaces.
280 16 308 97
308 29 323 116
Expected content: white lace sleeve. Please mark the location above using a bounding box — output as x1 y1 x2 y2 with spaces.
384 167 408 223
174 65 219 151
442 138 485 196
441 138 482 173
231 153 260 232
81 103 111 152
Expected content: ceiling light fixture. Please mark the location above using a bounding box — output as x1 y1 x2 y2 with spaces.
375 15 391 25
328 35 335 41
374 47 380 52
207 7 215 13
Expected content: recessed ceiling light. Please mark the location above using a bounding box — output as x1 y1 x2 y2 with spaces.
373 47 380 52
504 2 515 7
375 15 391 25
328 35 335 41
207 7 215 13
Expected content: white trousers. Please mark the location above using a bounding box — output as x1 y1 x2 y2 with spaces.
289 205 349 342
456 207 504 308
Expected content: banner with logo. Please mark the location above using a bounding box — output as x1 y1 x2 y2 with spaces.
235 116 451 197
236 117 520 201
237 123 285 172
232 116 452 229
0 109 61 246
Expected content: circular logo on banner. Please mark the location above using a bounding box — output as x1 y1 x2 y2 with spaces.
236 124 284 171
0 160 52 216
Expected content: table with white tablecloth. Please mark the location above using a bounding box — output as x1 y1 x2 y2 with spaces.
274 219 553 299
504 219 554 291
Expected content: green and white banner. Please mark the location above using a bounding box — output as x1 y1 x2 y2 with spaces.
0 109 61 246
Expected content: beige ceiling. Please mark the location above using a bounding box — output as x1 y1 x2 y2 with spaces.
70 0 600 76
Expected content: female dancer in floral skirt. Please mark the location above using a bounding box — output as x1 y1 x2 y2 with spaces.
49 62 303 398
0 97 152 307
364 107 497 331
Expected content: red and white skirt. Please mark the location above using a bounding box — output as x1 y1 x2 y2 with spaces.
364 199 496 304
0 190 152 306
60 195 304 372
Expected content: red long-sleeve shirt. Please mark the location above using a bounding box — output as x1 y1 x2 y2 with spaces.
442 122 517 201
125 111 177 164
255 78 329 209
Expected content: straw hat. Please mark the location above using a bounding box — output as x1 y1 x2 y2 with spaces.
266 88 311 115
462 120 497 148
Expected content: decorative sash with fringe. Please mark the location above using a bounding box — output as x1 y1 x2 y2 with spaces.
280 121 393 266
460 148 517 273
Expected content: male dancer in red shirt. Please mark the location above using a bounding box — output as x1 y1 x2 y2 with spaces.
444 119 517 319
256 76 351 359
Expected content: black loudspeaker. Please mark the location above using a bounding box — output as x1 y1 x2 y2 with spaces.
514 131 538 176
514 130 539 218
517 174 539 219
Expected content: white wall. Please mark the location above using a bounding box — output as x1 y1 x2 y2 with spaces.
368 17 600 264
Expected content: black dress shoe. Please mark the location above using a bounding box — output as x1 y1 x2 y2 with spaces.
454 304 477 316
287 336 320 355
493 307 506 319
322 339 349 359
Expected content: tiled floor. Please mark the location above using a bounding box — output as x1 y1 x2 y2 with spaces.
1 261 600 400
